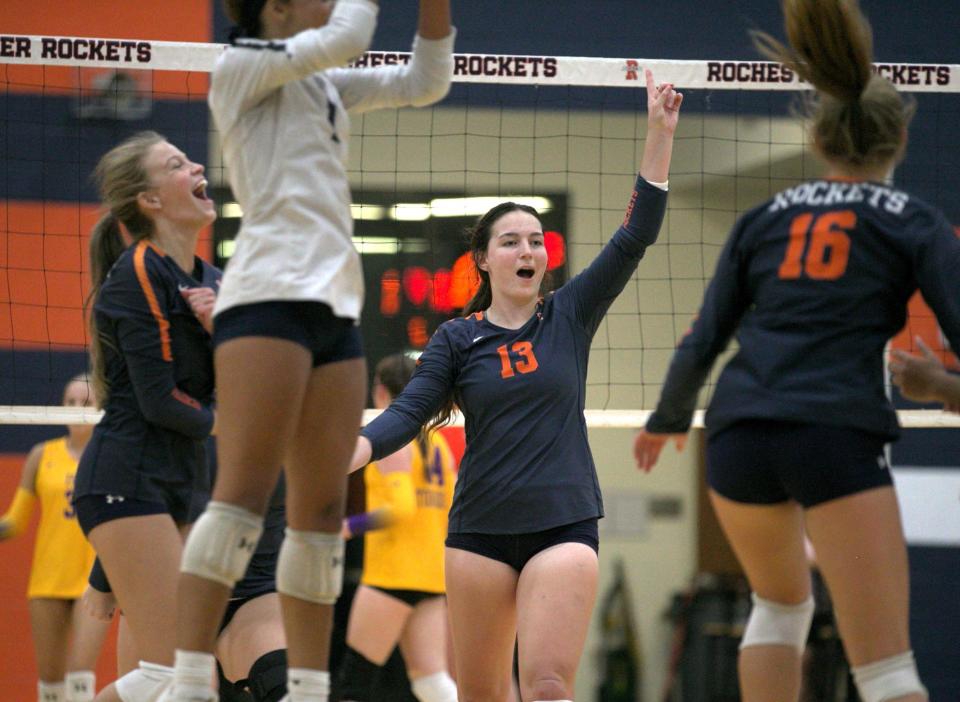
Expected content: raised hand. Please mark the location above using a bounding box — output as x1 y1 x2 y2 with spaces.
889 336 949 403
646 68 683 135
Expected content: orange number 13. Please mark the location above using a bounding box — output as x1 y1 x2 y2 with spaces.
497 342 539 379
778 209 856 281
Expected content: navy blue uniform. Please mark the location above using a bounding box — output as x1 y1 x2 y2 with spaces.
75 240 219 524
363 178 667 534
647 179 960 441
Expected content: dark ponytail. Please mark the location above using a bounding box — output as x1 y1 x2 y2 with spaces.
753 0 913 169
85 131 165 407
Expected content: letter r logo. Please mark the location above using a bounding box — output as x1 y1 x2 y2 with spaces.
625 60 639 81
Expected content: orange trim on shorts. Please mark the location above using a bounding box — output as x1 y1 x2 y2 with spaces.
133 240 172 362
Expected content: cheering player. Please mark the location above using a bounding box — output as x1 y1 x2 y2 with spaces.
352 70 681 702
635 2 960 700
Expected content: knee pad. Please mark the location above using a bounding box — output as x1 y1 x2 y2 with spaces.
853 650 927 702
38 681 65 702
337 647 380 702
411 672 458 702
739 593 814 651
181 501 264 587
246 649 288 702
115 661 174 702
64 671 95 702
276 528 343 604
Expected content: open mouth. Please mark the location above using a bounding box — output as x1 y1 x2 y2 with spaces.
192 179 209 201
517 267 535 279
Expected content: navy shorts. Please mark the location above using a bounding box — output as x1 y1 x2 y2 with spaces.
446 518 599 573
213 301 363 368
706 420 892 508
367 585 443 607
75 494 170 535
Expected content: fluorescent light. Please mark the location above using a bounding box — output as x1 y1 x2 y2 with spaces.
428 196 553 217
222 202 243 218
390 203 432 221
217 239 236 259
351 237 431 254
351 204 386 221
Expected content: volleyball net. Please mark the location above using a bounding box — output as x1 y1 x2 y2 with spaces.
2 36 959 428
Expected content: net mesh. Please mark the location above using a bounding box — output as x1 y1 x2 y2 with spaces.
2 38 959 427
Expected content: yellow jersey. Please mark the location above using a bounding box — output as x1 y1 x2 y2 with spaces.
28 438 96 599
361 432 455 593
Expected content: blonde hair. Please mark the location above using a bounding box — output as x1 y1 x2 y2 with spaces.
86 131 165 407
753 0 914 169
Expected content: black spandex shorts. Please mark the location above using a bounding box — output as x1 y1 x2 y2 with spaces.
213 300 363 368
75 494 171 535
445 518 599 573
706 419 892 508
366 585 443 608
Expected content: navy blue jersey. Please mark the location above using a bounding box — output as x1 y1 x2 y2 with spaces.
647 179 960 440
363 178 668 534
75 240 219 503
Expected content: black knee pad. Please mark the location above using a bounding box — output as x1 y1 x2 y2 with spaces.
217 660 253 702
336 647 381 702
247 649 288 702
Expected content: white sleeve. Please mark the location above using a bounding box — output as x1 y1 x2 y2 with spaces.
209 0 378 121
327 29 456 114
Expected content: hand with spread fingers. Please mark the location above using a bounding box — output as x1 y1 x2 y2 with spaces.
633 429 687 472
890 336 960 410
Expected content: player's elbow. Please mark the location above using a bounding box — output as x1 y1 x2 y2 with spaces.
406 71 452 108
319 17 376 67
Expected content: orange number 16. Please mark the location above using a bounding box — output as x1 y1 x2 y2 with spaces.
778 210 856 281
497 342 539 379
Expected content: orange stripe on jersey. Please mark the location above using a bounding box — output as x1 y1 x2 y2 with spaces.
133 241 172 362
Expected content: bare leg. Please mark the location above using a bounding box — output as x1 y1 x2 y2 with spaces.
709 490 810 702
176 338 311 654
281 357 366 670
398 596 449 680
216 593 286 683
346 586 412 666
805 486 925 702
29 598 73 682
515 543 598 701
445 547 518 702
66 598 112 672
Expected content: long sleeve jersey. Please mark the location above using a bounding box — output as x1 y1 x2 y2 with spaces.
647 179 960 440
363 178 668 534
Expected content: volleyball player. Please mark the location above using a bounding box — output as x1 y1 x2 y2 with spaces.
634 2 960 700
72 131 220 702
890 337 960 411
164 2 453 701
338 354 457 702
0 375 110 702
351 70 680 702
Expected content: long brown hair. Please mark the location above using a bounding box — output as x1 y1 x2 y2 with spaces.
753 0 914 169
425 202 542 431
86 131 165 407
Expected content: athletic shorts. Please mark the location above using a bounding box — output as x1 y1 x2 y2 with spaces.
213 300 363 368
74 488 204 535
706 419 892 508
366 585 443 607
446 518 599 573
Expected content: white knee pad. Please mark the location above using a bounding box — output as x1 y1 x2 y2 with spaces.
739 593 814 651
411 672 458 702
64 671 95 702
180 501 263 587
853 650 927 702
276 528 344 604
115 661 174 702
38 681 65 702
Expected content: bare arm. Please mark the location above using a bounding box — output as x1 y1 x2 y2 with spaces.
890 337 960 409
418 0 452 40
639 69 683 184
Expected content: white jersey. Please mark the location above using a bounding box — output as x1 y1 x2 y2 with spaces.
209 0 455 320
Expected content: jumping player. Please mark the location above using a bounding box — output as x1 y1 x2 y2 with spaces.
351 70 681 702
0 375 111 702
164 2 454 701
338 354 457 702
634 2 960 700
72 131 220 702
